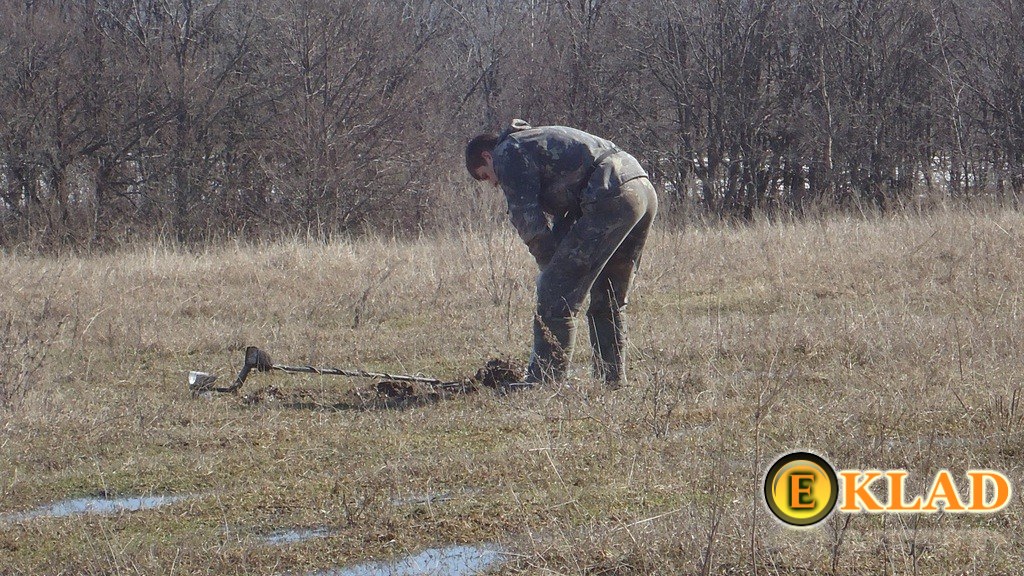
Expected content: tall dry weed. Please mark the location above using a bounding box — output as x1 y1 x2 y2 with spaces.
0 267 70 411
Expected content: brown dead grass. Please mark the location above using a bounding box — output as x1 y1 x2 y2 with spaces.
1 207 1024 574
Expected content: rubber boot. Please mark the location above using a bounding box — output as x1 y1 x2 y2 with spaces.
525 313 576 384
588 306 627 387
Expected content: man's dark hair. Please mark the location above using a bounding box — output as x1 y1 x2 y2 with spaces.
465 132 500 178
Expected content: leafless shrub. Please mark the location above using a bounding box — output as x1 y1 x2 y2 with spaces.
0 299 63 410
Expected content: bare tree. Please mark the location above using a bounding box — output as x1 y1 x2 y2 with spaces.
2 0 1024 248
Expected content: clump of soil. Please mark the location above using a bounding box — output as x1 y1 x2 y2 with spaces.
471 358 524 389
375 380 416 398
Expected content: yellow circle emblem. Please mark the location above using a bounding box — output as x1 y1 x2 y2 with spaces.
764 452 838 527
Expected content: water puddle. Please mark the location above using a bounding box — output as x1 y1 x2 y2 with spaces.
260 527 334 545
1 494 191 522
308 543 504 576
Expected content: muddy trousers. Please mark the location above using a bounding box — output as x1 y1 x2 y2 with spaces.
526 177 658 386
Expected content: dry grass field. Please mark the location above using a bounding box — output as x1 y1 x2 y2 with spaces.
2 206 1024 575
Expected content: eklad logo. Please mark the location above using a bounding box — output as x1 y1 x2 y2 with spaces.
763 452 1014 528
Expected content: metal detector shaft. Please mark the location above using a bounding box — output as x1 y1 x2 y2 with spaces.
213 346 448 393
270 363 444 385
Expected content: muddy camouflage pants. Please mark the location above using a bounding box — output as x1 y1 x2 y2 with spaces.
526 177 658 386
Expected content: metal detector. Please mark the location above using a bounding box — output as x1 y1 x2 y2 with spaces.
188 346 468 395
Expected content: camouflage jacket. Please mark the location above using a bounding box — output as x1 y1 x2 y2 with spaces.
492 120 648 261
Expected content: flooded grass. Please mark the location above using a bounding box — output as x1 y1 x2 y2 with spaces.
0 495 193 523
308 544 504 576
260 527 335 546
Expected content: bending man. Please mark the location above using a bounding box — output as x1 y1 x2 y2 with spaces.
465 120 658 387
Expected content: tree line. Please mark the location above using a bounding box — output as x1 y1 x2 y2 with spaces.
2 0 1022 248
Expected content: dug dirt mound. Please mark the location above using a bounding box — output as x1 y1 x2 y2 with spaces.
375 380 417 398
471 358 524 389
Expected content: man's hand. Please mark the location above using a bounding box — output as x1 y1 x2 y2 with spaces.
551 214 576 243
526 231 558 269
